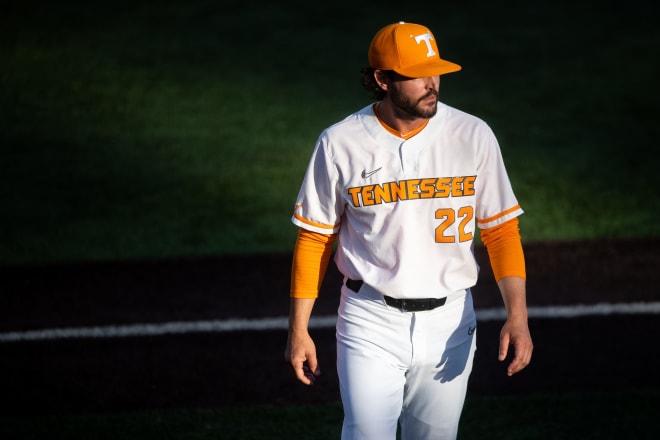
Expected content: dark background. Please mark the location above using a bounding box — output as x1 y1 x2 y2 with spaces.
1 238 658 416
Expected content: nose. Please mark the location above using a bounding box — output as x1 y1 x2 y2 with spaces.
424 75 440 90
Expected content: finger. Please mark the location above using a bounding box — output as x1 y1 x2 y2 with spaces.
302 364 320 385
294 360 313 385
507 357 523 376
306 353 320 377
506 340 533 376
508 357 529 376
498 331 510 362
304 354 321 385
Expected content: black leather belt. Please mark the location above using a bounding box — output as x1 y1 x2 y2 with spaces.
345 279 447 312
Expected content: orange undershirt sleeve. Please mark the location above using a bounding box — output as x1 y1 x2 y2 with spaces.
480 217 526 282
290 228 338 298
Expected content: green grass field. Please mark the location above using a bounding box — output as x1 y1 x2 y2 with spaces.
2 0 658 264
2 1 659 438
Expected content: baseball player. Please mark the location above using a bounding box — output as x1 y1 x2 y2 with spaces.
285 21 533 440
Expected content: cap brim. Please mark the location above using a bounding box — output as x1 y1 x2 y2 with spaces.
394 59 462 78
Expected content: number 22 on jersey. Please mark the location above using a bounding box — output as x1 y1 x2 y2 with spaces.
435 206 473 243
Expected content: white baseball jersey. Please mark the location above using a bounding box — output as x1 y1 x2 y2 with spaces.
292 101 523 299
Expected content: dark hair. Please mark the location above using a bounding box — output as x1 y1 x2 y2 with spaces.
361 67 390 101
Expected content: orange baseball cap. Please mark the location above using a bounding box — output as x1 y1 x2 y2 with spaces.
368 22 461 78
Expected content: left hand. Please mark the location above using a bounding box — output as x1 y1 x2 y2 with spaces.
499 319 533 376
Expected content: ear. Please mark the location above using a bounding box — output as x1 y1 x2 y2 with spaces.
374 69 389 91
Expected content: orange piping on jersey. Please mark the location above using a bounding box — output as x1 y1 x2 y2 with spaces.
481 218 526 281
374 103 429 139
477 204 522 226
292 212 338 231
290 229 337 298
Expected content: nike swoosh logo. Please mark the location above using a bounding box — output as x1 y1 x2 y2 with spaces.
361 167 382 178
468 326 476 335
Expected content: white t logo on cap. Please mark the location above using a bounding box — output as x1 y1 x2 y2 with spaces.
414 33 436 58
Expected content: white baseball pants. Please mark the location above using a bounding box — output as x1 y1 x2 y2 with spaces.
336 281 477 440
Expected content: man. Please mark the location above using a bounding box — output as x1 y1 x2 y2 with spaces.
285 21 533 440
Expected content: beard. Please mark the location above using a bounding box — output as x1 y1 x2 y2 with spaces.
390 88 439 119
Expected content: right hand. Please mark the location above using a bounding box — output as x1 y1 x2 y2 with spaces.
285 329 321 385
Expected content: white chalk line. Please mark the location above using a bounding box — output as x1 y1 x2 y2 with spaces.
1 302 659 343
